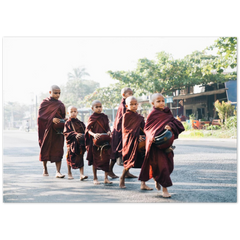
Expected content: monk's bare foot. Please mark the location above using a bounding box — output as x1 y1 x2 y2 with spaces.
140 182 153 190
80 175 88 181
43 169 49 176
119 177 126 188
104 179 113 184
93 179 100 185
155 181 161 190
56 172 65 178
68 174 74 180
125 172 137 178
162 187 171 198
108 172 119 179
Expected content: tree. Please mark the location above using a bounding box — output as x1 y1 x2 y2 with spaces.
68 67 90 80
4 102 29 129
38 67 100 108
206 37 237 73
82 82 128 108
61 79 100 108
107 51 235 96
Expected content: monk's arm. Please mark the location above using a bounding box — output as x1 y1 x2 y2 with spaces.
88 130 101 139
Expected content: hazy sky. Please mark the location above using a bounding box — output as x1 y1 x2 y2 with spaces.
3 37 219 104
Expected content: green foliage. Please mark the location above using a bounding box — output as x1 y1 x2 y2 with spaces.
214 100 235 124
68 67 90 80
61 78 100 108
225 116 237 129
189 113 195 120
107 50 235 96
4 102 29 129
82 82 127 108
206 125 221 130
38 67 99 109
206 37 237 72
182 122 191 130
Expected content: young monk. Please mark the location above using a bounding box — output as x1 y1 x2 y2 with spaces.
38 85 66 178
63 106 88 181
85 100 112 185
109 87 137 179
138 93 185 198
120 96 153 190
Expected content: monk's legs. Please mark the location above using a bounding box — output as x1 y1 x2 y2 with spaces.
42 161 49 176
67 165 74 179
80 167 88 181
140 181 153 190
125 169 137 178
92 166 100 185
119 168 128 188
108 159 119 178
55 161 65 178
104 172 113 184
153 177 161 190
162 187 171 198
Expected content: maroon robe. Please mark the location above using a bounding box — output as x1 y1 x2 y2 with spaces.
38 97 65 162
63 118 86 169
122 110 145 169
110 98 126 160
138 107 185 187
85 112 111 172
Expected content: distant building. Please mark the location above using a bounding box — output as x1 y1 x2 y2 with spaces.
137 80 237 121
170 80 237 120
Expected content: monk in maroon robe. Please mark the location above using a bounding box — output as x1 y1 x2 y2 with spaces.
110 98 126 165
38 85 66 178
63 106 88 181
85 100 112 185
109 87 137 179
120 96 153 190
122 109 145 170
139 93 185 197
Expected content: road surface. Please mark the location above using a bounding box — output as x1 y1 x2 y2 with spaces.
2 131 237 203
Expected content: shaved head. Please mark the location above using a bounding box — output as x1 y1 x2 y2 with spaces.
50 85 60 91
151 93 164 102
67 105 77 112
126 96 137 106
121 87 133 95
91 100 102 108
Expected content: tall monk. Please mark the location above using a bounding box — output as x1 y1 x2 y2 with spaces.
85 100 112 185
120 96 153 190
139 93 185 198
63 106 88 181
108 87 137 179
38 85 66 178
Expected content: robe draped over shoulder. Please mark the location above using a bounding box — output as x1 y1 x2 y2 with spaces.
110 98 126 160
122 110 145 169
63 118 86 169
85 112 111 172
38 97 65 162
138 107 185 187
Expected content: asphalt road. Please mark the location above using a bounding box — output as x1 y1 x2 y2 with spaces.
2 130 237 203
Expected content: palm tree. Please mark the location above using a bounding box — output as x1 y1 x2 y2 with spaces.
68 67 90 80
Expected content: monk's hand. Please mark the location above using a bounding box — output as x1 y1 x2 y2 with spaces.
94 133 101 139
107 131 111 136
53 118 60 124
76 133 83 139
165 125 171 130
